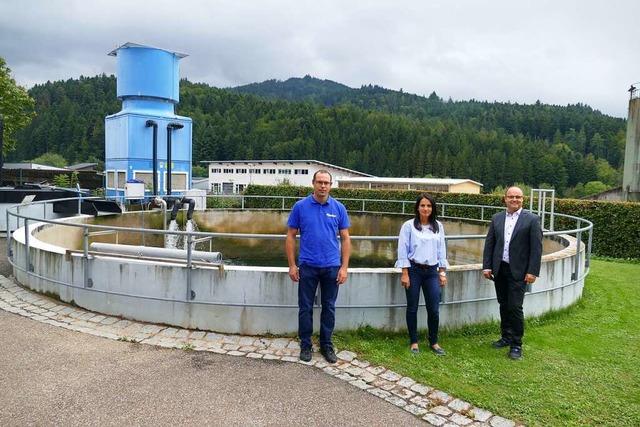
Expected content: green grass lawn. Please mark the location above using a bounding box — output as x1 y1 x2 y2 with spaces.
333 259 640 426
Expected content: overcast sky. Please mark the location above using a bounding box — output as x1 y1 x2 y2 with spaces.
2 0 639 118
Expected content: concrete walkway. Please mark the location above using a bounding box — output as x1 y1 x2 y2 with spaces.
0 274 520 427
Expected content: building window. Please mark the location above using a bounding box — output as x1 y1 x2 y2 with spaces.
278 169 291 175
106 170 116 189
249 168 261 174
163 172 188 191
294 169 309 175
263 169 276 174
236 168 247 174
117 171 127 190
236 184 246 193
211 168 221 173
212 183 222 193
223 168 234 173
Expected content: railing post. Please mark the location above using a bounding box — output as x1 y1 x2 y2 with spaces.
572 229 582 281
83 227 90 288
586 226 593 269
186 232 194 300
5 209 12 261
549 194 555 231
24 218 31 272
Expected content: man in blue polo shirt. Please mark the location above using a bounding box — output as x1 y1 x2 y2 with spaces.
285 170 351 363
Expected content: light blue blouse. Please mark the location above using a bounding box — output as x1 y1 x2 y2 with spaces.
394 219 449 269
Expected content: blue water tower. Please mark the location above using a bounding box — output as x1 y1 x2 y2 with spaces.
105 42 192 200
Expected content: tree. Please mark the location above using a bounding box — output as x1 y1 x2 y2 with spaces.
0 56 35 154
29 152 67 168
192 165 208 177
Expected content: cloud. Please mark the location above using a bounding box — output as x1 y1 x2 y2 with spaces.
1 0 639 117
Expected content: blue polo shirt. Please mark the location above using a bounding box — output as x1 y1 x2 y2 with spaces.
287 194 350 267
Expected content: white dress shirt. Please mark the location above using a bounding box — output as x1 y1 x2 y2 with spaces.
502 208 522 263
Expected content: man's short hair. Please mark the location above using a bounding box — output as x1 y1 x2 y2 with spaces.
313 170 333 182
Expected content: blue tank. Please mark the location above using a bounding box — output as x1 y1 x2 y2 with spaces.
105 42 192 200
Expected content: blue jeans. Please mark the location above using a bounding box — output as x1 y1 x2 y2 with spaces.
406 264 441 346
298 264 340 349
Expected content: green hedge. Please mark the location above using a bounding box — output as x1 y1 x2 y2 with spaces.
244 185 640 260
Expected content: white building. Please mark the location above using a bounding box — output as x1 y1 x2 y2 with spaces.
202 159 372 194
336 177 483 194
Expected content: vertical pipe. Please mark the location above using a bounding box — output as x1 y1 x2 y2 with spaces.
166 126 172 196
146 120 158 196
166 122 184 196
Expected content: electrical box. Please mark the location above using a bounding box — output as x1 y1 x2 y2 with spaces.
125 179 145 199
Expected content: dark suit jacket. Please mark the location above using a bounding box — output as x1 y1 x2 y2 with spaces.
482 209 543 281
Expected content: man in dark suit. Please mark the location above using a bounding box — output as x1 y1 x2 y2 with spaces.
483 186 543 360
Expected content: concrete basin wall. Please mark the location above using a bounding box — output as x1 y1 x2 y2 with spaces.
10 215 586 335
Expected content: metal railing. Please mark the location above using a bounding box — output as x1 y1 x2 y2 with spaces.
6 194 593 296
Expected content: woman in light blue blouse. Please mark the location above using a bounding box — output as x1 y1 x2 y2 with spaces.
395 193 449 355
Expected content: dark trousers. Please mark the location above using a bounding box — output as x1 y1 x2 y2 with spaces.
406 264 441 346
494 261 526 347
298 264 340 349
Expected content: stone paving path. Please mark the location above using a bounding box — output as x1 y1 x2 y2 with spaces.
0 276 520 427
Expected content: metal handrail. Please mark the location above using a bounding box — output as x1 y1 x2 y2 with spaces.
6 194 593 293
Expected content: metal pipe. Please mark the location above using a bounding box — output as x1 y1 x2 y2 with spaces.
170 198 181 220
145 120 158 195
181 197 195 220
152 196 168 247
166 122 184 196
89 242 222 264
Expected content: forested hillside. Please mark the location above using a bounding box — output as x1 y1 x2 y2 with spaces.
11 74 626 196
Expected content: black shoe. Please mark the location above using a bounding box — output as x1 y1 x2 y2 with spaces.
320 346 338 363
492 338 511 348
430 345 446 356
299 346 312 362
509 346 522 360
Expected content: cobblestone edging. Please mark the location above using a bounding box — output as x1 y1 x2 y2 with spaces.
0 277 521 427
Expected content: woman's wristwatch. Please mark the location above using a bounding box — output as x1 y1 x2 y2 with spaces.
439 271 447 277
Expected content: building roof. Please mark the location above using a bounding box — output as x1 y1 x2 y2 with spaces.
336 177 483 187
67 163 98 171
201 159 373 178
2 162 68 171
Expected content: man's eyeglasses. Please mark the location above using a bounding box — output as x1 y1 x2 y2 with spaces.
506 195 523 200
314 181 332 186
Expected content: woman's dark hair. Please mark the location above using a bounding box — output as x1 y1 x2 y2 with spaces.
413 193 440 233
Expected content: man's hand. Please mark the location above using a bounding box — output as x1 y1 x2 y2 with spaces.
288 265 299 282
336 267 348 285
525 273 537 284
483 269 493 280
